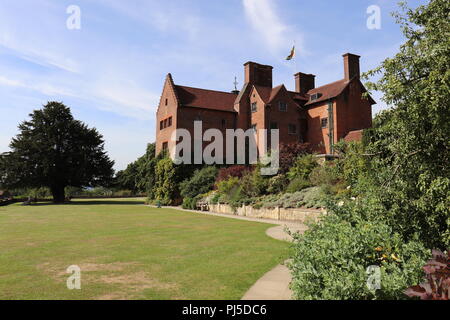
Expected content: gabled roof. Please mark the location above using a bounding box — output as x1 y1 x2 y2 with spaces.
253 84 305 105
252 85 272 102
304 77 376 106
174 85 237 113
305 79 349 106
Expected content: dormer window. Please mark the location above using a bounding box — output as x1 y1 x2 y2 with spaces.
278 101 287 112
310 93 322 101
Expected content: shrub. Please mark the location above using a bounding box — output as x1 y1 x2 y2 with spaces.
179 166 218 199
262 187 326 209
239 167 268 198
216 177 247 209
287 154 318 181
113 189 134 197
289 214 429 300
153 158 177 205
405 249 449 300
286 177 311 193
266 174 288 194
216 165 252 183
278 143 311 174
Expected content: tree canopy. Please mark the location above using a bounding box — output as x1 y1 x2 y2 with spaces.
363 0 449 248
0 102 114 203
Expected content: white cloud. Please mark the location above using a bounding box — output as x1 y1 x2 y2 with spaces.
0 75 75 97
0 35 80 74
242 0 303 55
90 79 159 120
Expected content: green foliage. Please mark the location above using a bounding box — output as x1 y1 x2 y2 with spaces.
27 187 52 199
115 143 158 196
239 167 268 198
180 166 218 199
286 177 311 193
405 249 449 300
287 154 318 181
0 102 114 203
216 177 247 209
290 214 429 300
266 174 288 194
181 194 205 210
361 0 450 248
260 187 327 209
153 158 177 205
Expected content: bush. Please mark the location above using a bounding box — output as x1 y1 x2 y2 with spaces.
286 177 311 193
405 249 449 300
153 158 177 205
216 177 248 209
287 154 318 181
266 174 288 194
289 214 429 300
239 167 268 198
262 187 327 209
216 165 251 183
181 195 203 210
278 143 311 174
179 166 218 199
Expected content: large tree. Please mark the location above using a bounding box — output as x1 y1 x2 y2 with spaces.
0 102 114 203
363 0 449 248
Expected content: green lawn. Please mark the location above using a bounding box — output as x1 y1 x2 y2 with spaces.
0 199 288 300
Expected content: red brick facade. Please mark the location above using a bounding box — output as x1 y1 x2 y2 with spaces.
155 53 375 156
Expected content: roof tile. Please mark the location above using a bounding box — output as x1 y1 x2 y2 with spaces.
175 85 237 112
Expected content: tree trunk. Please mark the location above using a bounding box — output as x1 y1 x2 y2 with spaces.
51 185 66 203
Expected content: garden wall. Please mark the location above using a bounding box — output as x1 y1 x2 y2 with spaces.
208 204 325 223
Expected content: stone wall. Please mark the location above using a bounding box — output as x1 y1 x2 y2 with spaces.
208 203 324 223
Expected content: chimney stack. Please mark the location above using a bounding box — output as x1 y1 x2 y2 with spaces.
343 53 361 81
244 61 273 88
294 72 315 94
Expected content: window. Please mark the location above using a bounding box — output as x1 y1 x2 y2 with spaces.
288 124 297 134
165 98 168 106
321 117 328 128
310 93 322 101
270 122 278 129
251 102 257 113
278 101 287 112
162 142 168 151
168 117 172 127
163 119 168 128
251 124 257 131
160 120 164 130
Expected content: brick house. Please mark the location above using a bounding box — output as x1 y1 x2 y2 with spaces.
155 53 375 156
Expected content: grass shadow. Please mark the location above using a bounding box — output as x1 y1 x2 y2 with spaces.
24 200 146 206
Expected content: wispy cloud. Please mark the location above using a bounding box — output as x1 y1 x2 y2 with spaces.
0 32 80 74
242 0 303 55
0 75 75 97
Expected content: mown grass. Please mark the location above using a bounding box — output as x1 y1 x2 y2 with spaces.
0 199 288 300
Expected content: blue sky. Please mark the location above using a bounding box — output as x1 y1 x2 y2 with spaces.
0 0 426 170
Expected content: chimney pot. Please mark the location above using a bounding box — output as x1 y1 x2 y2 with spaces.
294 72 315 94
343 53 361 80
244 61 273 88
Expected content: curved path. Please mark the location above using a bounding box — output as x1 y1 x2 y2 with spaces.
149 205 308 300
